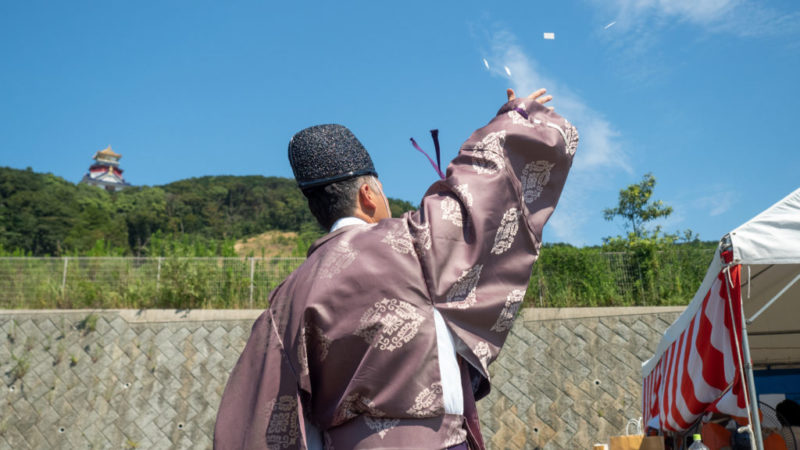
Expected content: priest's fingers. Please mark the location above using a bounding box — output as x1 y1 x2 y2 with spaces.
512 88 554 107
507 88 516 102
527 88 547 101
537 95 553 104
531 89 553 105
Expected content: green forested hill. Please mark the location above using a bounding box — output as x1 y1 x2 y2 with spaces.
1 167 720 308
0 167 415 256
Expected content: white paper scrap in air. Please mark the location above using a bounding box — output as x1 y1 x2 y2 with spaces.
604 21 616 29
543 32 555 40
483 58 490 70
504 66 511 77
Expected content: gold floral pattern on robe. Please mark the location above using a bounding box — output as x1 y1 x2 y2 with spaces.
444 417 469 447
297 324 331 376
354 299 425 351
333 393 385 425
364 416 400 439
441 195 464 228
446 265 483 309
406 382 445 418
381 227 414 255
508 105 536 128
564 120 579 156
472 149 505 175
411 222 431 255
319 239 357 279
491 208 521 255
521 160 556 204
454 183 474 208
491 289 525 333
265 395 300 449
473 341 492 372
472 129 506 153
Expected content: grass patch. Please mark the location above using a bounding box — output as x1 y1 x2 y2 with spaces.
77 313 98 335
9 353 29 383
0 244 715 309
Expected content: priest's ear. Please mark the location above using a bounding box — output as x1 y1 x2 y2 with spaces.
356 177 391 222
357 181 379 213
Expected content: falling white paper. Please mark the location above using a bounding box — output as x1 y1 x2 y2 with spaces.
604 21 616 29
483 58 490 70
504 66 511 77
543 32 555 40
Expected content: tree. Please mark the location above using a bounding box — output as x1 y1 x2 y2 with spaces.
603 173 673 240
0 167 421 256
602 173 704 305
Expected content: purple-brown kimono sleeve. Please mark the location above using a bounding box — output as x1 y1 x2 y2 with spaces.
214 311 312 450
407 97 578 392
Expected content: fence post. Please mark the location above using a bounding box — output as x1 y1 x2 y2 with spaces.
636 258 646 306
538 278 545 308
156 257 162 301
61 257 69 300
249 258 255 309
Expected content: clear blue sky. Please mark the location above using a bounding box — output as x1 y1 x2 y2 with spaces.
2 0 799 246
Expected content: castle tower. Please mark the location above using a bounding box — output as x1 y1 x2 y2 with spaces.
80 146 131 191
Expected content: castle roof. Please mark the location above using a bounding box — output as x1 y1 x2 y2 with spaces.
94 146 121 160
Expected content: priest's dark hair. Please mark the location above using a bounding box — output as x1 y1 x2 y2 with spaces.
302 175 378 230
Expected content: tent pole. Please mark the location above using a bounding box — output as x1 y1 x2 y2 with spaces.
739 317 764 450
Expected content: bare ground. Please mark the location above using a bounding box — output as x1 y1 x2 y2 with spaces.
233 230 298 257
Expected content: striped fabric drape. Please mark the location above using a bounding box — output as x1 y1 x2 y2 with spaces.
643 255 749 431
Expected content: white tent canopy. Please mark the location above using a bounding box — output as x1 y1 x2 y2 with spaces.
728 187 800 369
643 187 800 377
641 187 800 448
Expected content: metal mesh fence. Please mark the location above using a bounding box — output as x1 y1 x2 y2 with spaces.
527 247 715 307
0 257 304 309
0 249 714 309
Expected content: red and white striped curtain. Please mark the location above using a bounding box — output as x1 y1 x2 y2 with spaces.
643 255 749 431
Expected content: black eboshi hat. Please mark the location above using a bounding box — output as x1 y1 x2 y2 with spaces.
288 124 378 190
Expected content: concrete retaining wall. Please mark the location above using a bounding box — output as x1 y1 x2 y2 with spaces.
477 307 684 449
0 307 683 449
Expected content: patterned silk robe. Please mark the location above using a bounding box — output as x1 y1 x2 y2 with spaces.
214 98 579 449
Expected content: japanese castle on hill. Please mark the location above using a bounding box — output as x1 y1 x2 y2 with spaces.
79 146 131 191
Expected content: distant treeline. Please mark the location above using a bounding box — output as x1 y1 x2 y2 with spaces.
1 168 720 309
0 167 415 256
